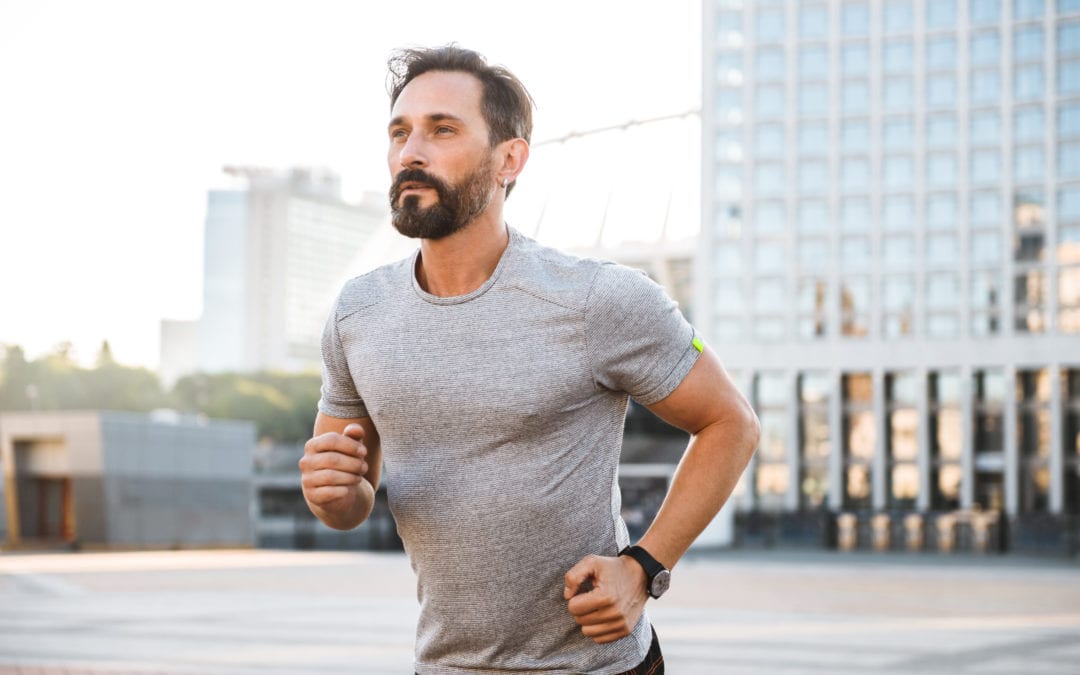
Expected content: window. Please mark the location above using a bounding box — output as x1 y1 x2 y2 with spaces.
843 198 871 231
798 200 829 232
843 81 870 114
971 270 1002 310
755 241 787 273
716 52 743 84
716 10 743 43
1060 102 1080 137
798 238 830 272
757 8 785 42
974 370 1006 510
1014 0 1045 21
755 373 791 511
799 372 831 508
841 279 870 337
755 124 785 157
1064 371 1080 513
927 1 957 29
842 158 870 191
883 78 913 110
927 153 958 188
884 195 915 231
884 155 914 191
884 1 914 33
1014 25 1044 63
882 118 914 151
715 280 745 312
1014 107 1045 142
1061 140 1080 178
1014 146 1044 183
800 5 829 40
714 242 743 276
800 83 828 118
1015 270 1048 333
842 237 872 270
926 36 958 70
1014 64 1045 100
926 115 956 148
755 277 786 307
971 31 1000 67
971 110 1001 145
883 276 915 337
755 163 785 196
843 121 870 153
842 373 875 509
1060 22 1080 57
971 191 1002 226
971 70 1001 104
970 0 1001 23
800 160 828 193
927 193 958 229
843 44 870 77
756 85 785 118
883 235 915 268
971 149 1001 184
756 201 786 233
755 48 785 82
927 272 960 306
886 372 919 509
928 232 960 263
927 75 957 107
1061 60 1080 95
715 165 741 195
800 123 829 155
1014 189 1046 261
843 3 870 36
972 230 1003 265
801 46 829 79
797 278 829 340
1017 369 1051 514
930 372 963 510
884 41 914 73
1062 185 1080 220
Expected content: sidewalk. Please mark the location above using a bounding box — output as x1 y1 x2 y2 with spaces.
1 549 1078 674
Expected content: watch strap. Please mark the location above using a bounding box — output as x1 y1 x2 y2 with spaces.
619 545 666 587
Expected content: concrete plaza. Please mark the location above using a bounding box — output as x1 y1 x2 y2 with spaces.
0 548 1078 674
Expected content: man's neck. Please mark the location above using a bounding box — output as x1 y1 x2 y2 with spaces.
415 213 510 297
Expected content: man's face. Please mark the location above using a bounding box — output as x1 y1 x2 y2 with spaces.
387 70 499 240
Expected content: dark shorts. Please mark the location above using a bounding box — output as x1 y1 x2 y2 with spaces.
615 627 664 675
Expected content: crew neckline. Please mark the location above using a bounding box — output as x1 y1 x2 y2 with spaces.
411 227 519 305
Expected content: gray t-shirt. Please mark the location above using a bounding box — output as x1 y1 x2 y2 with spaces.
319 228 699 674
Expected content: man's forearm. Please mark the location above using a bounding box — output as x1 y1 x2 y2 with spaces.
637 415 758 569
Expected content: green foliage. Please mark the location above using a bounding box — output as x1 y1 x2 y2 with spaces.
0 341 321 443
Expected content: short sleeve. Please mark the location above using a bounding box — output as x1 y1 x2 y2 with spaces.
584 263 701 405
317 300 368 419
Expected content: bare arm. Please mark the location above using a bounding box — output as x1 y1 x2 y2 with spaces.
565 345 759 643
299 412 383 530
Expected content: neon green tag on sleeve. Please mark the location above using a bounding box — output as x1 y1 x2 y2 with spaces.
692 336 704 353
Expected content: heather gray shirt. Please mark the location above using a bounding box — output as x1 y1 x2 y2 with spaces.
319 228 700 674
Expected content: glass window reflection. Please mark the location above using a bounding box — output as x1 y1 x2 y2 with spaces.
971 31 1000 67
800 123 829 155
842 43 870 77
884 195 915 231
884 1 914 33
1014 107 1045 141
971 70 1001 104
926 36 958 70
927 193 958 229
926 115 956 148
971 110 1001 145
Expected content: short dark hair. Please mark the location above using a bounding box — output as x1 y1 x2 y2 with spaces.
387 45 534 195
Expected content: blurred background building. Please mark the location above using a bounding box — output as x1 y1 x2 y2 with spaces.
0 411 255 549
700 0 1080 553
159 167 386 384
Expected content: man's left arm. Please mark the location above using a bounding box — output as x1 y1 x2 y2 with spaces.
564 345 760 644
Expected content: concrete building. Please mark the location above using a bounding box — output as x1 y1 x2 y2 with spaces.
0 411 256 549
700 0 1080 553
161 167 386 380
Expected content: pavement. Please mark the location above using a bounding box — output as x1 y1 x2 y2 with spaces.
0 548 1078 674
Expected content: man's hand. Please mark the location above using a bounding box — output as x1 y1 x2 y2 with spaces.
299 422 372 529
564 554 649 644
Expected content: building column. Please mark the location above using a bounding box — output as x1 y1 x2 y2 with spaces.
786 370 801 511
960 364 975 510
872 368 888 511
1 425 20 546
1050 364 1064 515
916 367 931 512
1004 365 1019 517
828 369 844 512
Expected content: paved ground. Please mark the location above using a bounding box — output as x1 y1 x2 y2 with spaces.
0 548 1078 674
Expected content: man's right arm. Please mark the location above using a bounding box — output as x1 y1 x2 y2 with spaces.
299 412 382 530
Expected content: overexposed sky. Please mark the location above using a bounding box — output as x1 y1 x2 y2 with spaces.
0 0 702 369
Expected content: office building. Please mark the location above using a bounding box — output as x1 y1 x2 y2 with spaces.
188 167 384 376
700 0 1080 552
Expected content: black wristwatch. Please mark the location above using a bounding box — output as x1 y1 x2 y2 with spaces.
619 545 671 599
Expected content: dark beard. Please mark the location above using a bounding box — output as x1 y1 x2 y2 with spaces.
389 160 496 240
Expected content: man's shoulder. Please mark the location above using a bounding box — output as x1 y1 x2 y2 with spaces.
507 230 629 310
332 254 414 320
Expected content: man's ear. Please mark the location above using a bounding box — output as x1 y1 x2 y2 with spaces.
498 138 530 186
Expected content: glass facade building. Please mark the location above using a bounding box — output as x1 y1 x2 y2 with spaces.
701 0 1080 552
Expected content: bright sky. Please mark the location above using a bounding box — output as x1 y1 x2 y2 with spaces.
0 0 702 370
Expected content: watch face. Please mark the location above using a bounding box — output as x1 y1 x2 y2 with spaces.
650 569 671 598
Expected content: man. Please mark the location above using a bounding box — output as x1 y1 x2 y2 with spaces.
299 45 759 674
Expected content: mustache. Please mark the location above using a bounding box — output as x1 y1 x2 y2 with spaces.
390 168 449 204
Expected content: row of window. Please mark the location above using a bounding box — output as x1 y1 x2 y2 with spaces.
721 24 1080 86
717 0 1077 47
744 367 1080 514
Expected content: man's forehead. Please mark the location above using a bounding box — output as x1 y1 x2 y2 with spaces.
391 70 485 121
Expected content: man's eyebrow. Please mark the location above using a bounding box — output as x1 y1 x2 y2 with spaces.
388 113 467 129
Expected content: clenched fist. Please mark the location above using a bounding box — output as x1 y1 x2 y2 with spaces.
299 421 376 530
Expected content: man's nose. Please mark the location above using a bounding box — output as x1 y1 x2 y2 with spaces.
398 134 427 169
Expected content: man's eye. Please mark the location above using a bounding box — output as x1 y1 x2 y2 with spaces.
390 129 408 140
435 126 454 135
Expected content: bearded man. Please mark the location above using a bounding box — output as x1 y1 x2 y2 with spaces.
299 45 759 675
